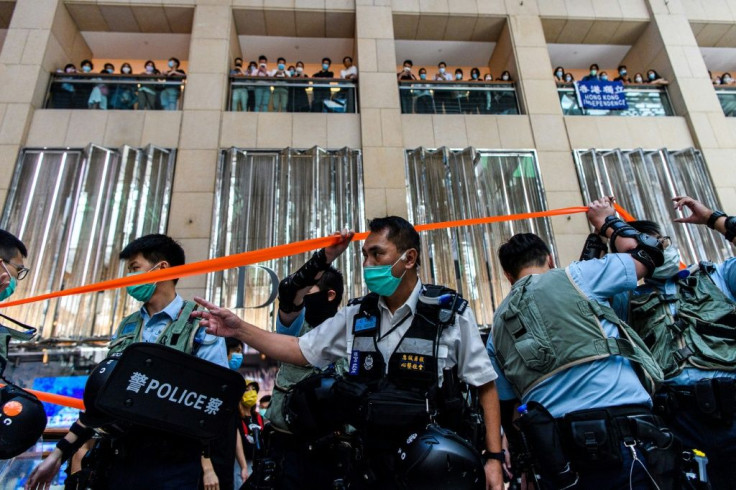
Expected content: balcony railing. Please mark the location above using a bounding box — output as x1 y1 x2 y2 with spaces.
716 86 736 116
557 83 674 116
45 73 186 110
228 77 358 113
398 81 520 115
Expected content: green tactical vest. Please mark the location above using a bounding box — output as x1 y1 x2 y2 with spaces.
107 300 202 356
268 320 348 433
628 263 736 378
492 268 663 400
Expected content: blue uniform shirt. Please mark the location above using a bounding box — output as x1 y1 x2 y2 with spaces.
613 256 736 385
487 254 652 418
139 294 229 368
275 308 305 337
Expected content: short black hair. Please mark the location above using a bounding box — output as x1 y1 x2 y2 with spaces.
438 61 446 67
317 265 344 304
246 380 260 393
590 63 599 70
260 395 271 403
627 220 662 237
343 56 353 63
225 336 243 353
169 57 180 67
368 216 421 267
277 57 286 63
322 57 332 65
119 234 185 282
81 59 93 68
0 229 27 261
403 59 413 66
259 55 267 61
498 233 551 279
618 65 627 71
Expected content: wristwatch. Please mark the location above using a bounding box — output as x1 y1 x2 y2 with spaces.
482 449 505 463
707 210 727 229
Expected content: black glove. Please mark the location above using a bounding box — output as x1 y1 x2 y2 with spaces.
278 249 329 313
579 233 607 261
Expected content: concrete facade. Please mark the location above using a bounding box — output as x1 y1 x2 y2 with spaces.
0 0 735 297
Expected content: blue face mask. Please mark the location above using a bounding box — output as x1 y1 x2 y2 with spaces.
420 73 427 80
0 277 16 301
229 352 243 370
278 63 285 70
168 60 175 68
363 252 407 297
82 65 91 73
125 263 161 303
322 63 330 71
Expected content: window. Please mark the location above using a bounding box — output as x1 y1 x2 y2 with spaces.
0 145 176 339
574 148 728 264
209 147 364 328
406 148 555 328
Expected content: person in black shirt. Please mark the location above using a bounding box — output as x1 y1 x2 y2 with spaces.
311 57 334 112
614 64 631 83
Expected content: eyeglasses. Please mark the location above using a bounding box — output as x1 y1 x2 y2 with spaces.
3 260 30 280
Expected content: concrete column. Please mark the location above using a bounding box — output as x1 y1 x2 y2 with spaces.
0 0 91 203
355 2 407 220
505 3 588 266
640 0 736 211
170 3 235 298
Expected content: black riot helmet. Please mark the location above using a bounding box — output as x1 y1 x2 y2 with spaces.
0 383 47 459
82 353 121 430
395 424 485 490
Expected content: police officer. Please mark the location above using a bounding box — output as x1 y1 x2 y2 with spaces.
27 234 229 490
613 195 736 489
488 198 676 489
193 217 505 489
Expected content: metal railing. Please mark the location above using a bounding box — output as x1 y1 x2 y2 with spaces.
716 86 736 117
44 73 186 110
398 81 520 115
557 83 674 116
228 77 358 113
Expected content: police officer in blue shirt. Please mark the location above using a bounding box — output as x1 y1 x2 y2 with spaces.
613 196 736 489
27 234 229 490
487 197 678 489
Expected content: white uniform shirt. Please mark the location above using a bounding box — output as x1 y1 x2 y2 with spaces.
298 280 497 387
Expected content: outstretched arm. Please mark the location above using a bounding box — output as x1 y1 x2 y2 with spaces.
672 196 736 244
191 297 309 366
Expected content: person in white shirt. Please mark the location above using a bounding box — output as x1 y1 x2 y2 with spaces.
338 56 358 112
270 57 290 112
433 61 453 114
254 55 271 112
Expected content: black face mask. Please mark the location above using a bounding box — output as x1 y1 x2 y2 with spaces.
303 289 338 327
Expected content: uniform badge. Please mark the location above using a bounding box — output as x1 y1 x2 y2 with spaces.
363 354 374 371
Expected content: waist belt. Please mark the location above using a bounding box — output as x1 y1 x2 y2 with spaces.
663 377 736 423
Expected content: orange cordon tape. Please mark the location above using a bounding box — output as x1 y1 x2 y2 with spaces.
0 383 85 410
0 205 591 310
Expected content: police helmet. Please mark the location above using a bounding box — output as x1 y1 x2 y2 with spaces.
82 354 120 429
0 384 47 459
395 424 485 490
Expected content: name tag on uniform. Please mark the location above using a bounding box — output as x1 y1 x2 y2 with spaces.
349 351 361 375
353 314 378 334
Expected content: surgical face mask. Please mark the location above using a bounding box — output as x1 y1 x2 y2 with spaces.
485 75 492 81
242 389 257 409
590 69 597 76
322 63 329 70
652 246 681 280
146 65 154 73
296 66 303 73
635 76 643 83
125 263 162 303
303 289 338 327
278 63 285 70
556 70 563 78
363 252 407 297
439 67 446 74
565 75 572 82
502 74 509 81
455 73 462 80
472 73 478 80
403 66 411 71
724 77 732 84
601 74 608 81
289 69 295 76
648 73 656 80
0 263 16 301
82 65 91 73
228 352 243 370
168 60 175 68
122 67 131 74
420 73 427 80
66 68 75 74
620 69 627 76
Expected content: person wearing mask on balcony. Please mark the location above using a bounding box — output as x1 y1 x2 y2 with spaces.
311 57 334 112
414 67 434 114
450 68 468 114
433 61 453 114
633 72 645 84
646 69 667 84
599 71 610 81
338 56 358 112
230 57 248 112
553 66 565 82
254 55 271 112
483 73 493 113
722 72 734 85
110 63 136 110
161 57 185 111
289 60 310 113
466 67 484 114
397 59 417 113
88 63 113 110
582 63 599 81
138 60 160 110
495 71 515 114
563 72 574 83
270 57 290 113
614 65 631 83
